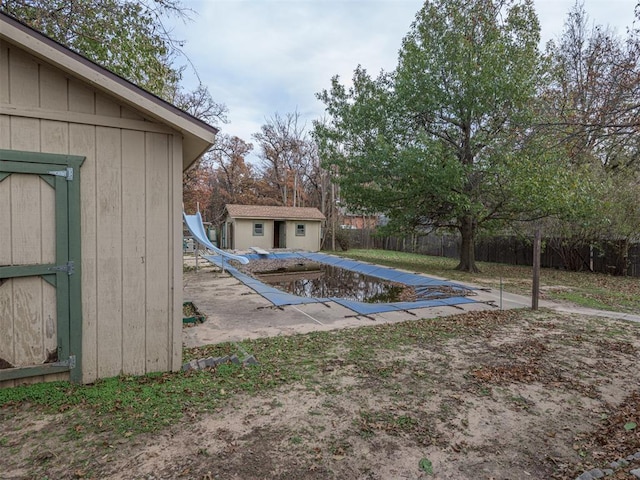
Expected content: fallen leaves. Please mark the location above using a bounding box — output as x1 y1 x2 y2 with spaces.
472 363 542 384
558 391 640 478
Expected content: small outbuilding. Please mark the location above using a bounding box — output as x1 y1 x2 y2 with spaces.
222 204 325 252
0 13 217 386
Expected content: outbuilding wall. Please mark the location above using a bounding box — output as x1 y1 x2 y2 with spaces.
230 218 273 251
0 41 183 384
228 218 322 251
285 220 322 251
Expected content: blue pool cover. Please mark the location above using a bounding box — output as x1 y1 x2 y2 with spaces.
203 251 477 315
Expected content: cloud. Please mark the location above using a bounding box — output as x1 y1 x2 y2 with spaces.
172 0 421 144
170 0 635 151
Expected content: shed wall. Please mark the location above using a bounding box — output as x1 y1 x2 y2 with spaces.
229 218 322 251
285 221 322 251
232 219 273 250
0 41 183 384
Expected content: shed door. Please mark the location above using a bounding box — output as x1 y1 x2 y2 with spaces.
274 221 286 248
0 150 84 383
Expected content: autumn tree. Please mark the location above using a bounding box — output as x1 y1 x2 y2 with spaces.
184 134 267 226
176 83 231 214
542 2 640 272
182 162 214 217
205 134 275 229
315 0 565 272
253 111 319 207
302 140 332 216
545 3 640 171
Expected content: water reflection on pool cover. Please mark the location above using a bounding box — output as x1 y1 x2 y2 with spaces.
202 252 478 315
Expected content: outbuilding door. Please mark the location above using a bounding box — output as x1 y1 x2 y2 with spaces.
274 221 286 248
0 150 84 384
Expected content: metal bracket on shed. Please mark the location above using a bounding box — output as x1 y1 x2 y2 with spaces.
48 261 74 275
50 355 76 369
47 167 73 181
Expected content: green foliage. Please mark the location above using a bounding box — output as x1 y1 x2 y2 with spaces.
0 372 216 434
419 457 434 474
550 290 633 313
315 0 569 272
0 0 185 98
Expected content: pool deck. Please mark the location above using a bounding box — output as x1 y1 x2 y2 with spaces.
182 253 534 347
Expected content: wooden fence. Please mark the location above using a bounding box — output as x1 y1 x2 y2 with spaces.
341 230 640 277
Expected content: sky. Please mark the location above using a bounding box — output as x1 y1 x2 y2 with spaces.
168 0 637 155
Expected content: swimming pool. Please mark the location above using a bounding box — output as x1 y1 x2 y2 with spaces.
258 262 413 303
203 251 478 315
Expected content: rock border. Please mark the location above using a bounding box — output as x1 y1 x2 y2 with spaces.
575 451 640 480
182 354 259 372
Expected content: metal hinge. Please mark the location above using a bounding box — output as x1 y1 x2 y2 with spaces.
48 167 73 181
51 355 76 369
48 261 74 275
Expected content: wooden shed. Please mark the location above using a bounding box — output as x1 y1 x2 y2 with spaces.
222 204 326 252
0 13 217 386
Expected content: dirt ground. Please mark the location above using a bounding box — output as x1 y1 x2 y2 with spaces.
1 258 640 480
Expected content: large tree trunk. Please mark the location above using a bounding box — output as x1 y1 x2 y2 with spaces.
456 215 479 272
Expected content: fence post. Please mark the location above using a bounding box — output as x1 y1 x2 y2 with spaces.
532 226 541 310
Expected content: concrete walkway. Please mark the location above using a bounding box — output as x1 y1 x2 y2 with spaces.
543 304 640 323
182 257 639 347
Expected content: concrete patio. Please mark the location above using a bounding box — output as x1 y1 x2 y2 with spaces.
182 254 534 347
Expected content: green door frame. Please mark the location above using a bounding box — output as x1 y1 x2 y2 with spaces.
0 149 85 383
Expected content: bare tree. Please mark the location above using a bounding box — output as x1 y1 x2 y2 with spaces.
253 111 317 207
545 3 640 170
172 83 228 127
541 2 640 273
205 134 277 229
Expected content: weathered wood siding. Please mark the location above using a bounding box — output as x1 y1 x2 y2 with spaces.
0 174 58 387
0 41 184 384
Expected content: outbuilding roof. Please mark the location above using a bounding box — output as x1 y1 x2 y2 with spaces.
225 204 326 221
0 11 217 170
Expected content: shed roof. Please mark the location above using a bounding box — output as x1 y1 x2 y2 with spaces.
0 11 216 170
225 204 326 221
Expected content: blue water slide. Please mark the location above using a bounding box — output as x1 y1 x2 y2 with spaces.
182 211 249 265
